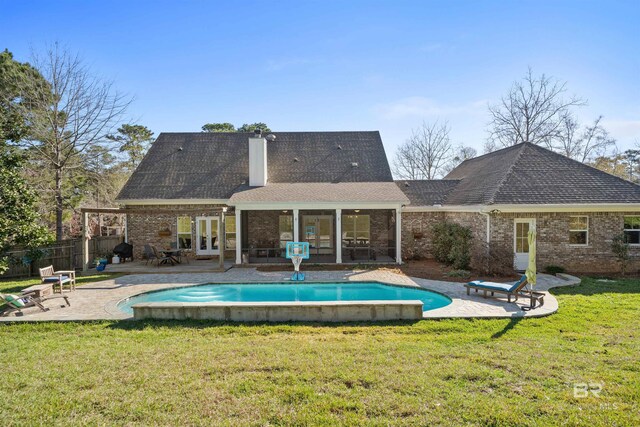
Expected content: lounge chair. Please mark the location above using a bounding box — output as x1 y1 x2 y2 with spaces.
464 275 530 303
39 265 76 293
1 292 70 317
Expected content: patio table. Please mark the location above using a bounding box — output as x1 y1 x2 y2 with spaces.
160 249 182 264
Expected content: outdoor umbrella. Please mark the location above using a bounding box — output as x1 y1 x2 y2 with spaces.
525 227 537 290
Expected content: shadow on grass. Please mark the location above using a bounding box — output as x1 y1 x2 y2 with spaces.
106 318 426 331
551 277 640 297
491 316 523 339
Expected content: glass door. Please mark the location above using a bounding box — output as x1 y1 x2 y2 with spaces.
195 216 219 256
514 218 534 270
303 215 333 255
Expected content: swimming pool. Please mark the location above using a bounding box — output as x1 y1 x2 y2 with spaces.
118 282 451 315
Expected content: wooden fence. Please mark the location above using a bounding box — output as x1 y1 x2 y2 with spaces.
1 236 122 278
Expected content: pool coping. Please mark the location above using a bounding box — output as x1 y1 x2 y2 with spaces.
115 280 453 316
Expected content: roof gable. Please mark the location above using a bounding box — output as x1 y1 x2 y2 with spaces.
444 142 640 205
117 131 393 200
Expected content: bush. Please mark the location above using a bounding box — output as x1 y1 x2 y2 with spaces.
447 269 471 279
470 242 514 277
544 265 566 275
432 222 472 270
611 233 630 275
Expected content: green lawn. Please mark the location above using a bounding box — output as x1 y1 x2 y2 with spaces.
0 277 638 426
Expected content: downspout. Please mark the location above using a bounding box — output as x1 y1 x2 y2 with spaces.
479 210 491 244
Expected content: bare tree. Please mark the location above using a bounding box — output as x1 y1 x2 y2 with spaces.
15 44 131 240
393 121 453 180
487 68 586 150
554 115 616 163
443 145 477 175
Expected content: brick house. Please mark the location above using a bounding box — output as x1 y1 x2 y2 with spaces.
116 130 640 273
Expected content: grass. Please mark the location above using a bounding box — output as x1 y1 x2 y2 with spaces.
0 277 638 426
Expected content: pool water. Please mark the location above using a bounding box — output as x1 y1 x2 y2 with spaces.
118 282 451 314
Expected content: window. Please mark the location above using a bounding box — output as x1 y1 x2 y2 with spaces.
177 216 192 249
225 216 236 250
624 216 640 244
569 216 589 245
279 215 293 248
342 215 370 247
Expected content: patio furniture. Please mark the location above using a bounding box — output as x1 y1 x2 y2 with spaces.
39 266 76 293
20 284 54 299
170 242 189 264
1 291 70 317
161 249 182 264
143 244 155 265
151 246 175 266
464 275 529 303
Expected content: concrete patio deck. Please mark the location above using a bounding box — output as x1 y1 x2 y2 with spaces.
93 259 234 274
1 269 580 322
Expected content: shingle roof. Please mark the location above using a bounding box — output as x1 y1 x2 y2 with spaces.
229 182 409 204
117 131 393 200
443 142 640 205
395 180 460 206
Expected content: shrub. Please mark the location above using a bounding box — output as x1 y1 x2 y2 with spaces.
447 269 471 279
544 265 566 275
611 233 630 275
470 242 514 277
432 222 472 270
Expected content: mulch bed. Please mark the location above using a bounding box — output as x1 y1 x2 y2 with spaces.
255 259 519 283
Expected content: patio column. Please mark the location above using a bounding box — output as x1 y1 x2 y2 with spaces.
219 209 225 270
335 208 342 263
293 209 299 242
235 209 242 264
395 207 402 265
82 211 89 272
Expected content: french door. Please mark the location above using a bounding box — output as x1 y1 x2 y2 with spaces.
303 215 333 255
514 218 535 270
196 216 220 256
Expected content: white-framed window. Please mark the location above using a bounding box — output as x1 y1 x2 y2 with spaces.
623 216 640 245
225 215 236 250
569 216 589 245
342 215 370 247
177 216 192 249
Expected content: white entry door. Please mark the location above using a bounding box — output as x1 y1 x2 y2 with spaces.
196 216 220 256
514 218 535 270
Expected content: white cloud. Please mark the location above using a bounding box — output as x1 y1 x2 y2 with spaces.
373 96 487 120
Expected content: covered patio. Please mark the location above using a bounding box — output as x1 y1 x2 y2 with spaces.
228 182 409 265
80 207 229 273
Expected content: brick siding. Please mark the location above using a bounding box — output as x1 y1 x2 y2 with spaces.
400 210 640 273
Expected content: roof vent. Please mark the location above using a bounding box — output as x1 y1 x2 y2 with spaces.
294 157 299 162
404 182 410 187
337 144 343 150
254 128 262 137
266 133 276 142
178 146 183 151
351 162 358 168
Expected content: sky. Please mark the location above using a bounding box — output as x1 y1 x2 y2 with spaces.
2 0 639 158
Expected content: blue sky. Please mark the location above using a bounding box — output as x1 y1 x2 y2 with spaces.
2 0 639 157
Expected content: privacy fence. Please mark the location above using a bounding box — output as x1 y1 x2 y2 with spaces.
1 236 122 279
